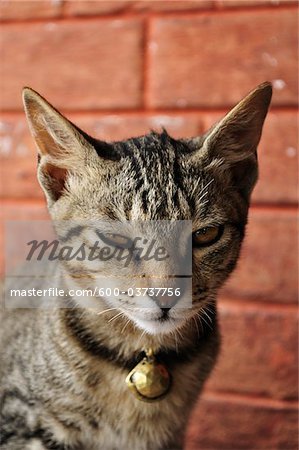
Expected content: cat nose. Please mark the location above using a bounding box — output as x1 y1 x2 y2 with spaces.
144 277 187 309
149 291 182 310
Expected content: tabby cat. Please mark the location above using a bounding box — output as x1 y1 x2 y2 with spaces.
0 82 272 450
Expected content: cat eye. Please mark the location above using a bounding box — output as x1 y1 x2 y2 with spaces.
192 225 224 248
96 232 132 249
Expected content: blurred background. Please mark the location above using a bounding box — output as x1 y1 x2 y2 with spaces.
0 0 298 448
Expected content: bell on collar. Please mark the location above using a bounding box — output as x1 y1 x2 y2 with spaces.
125 348 171 402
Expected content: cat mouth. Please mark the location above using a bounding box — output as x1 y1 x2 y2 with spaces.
136 317 185 335
159 309 171 322
128 311 186 335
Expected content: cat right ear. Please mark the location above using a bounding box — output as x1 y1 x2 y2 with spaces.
23 87 94 205
22 87 116 206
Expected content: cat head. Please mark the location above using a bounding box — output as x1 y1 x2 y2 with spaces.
23 83 272 335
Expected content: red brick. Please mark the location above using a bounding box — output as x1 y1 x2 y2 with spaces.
206 301 298 400
0 200 49 276
0 117 41 199
148 10 298 108
64 1 131 16
71 112 202 139
0 19 142 111
0 113 201 198
133 0 213 11
186 392 298 450
0 200 48 219
65 0 211 17
216 0 298 7
253 112 298 204
222 208 298 303
0 0 63 21
202 111 298 205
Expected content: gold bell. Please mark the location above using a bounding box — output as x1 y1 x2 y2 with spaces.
125 348 171 402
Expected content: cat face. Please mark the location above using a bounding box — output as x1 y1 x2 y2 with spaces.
23 83 272 334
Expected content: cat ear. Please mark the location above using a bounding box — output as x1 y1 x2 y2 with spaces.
22 87 116 205
195 82 272 199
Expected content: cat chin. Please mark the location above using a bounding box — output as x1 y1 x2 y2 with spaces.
132 316 186 335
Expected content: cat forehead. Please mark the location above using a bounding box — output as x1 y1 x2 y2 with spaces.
114 130 194 157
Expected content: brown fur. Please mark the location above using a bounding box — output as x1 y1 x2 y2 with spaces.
0 83 272 450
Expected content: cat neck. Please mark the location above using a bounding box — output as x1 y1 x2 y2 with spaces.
57 300 217 372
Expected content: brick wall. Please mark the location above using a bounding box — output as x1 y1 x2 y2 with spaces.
0 1 298 449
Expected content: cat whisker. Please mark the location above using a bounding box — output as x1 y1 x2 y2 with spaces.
108 312 125 323
194 312 205 333
197 314 204 334
202 309 213 323
197 179 215 201
136 328 147 348
121 318 131 334
96 307 119 317
197 190 209 203
204 302 215 314
192 315 200 339
171 330 179 354
196 312 213 331
191 177 214 199
174 324 184 343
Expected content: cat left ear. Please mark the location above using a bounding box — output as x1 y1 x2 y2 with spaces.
22 87 94 160
194 82 272 199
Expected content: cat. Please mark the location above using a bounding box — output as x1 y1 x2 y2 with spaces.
0 82 272 450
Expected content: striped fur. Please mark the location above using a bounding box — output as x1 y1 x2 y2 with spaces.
0 83 272 449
